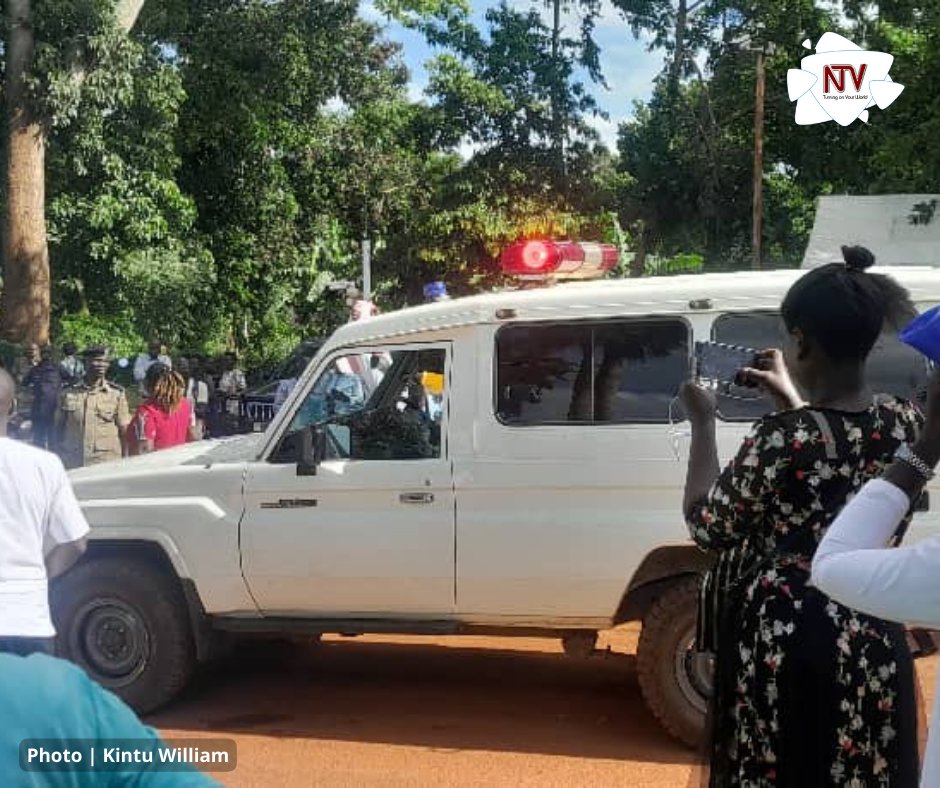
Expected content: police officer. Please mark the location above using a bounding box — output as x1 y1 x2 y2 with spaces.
57 346 130 469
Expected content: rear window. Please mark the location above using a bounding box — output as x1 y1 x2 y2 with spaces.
712 312 929 421
495 319 690 425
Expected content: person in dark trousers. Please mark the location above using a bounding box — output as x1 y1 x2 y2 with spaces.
0 368 89 657
23 345 62 450
681 246 922 786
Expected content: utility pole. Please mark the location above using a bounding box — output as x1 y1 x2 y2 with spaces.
361 238 372 302
550 0 564 176
751 42 768 271
361 202 371 301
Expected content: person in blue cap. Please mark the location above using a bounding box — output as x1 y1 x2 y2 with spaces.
423 281 450 303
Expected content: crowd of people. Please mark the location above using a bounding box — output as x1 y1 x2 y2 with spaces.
2 340 250 468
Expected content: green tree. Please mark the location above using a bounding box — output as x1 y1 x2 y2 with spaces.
46 39 220 353
1 0 148 345
150 0 414 361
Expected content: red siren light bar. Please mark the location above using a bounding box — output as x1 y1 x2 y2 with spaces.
499 240 619 281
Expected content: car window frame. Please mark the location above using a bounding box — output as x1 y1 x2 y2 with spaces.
266 341 451 464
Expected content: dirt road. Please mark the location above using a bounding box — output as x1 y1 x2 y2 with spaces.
150 627 937 787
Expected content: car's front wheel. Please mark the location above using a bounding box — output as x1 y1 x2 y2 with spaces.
51 556 195 714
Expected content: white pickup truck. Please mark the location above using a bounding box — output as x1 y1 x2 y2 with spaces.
53 266 940 747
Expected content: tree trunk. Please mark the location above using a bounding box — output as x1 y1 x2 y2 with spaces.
670 0 688 87
1 0 49 346
1 0 147 346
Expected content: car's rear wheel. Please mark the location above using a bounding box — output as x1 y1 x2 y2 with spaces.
636 575 712 748
51 556 195 714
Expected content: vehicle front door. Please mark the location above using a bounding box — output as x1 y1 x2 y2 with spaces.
240 343 455 617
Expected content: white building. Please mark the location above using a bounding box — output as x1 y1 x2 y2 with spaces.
803 194 940 268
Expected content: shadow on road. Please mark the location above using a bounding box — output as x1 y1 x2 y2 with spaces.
148 636 695 765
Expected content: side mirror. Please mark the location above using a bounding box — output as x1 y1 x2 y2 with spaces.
297 425 324 476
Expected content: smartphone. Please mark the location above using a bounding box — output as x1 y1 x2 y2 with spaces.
694 341 759 387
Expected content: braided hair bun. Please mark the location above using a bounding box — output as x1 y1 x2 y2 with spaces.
841 245 876 272
782 245 915 361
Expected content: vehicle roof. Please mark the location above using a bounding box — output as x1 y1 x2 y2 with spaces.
326 267 940 348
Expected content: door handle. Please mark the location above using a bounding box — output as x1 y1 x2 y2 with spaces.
400 492 434 505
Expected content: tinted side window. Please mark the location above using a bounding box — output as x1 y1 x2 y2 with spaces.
713 311 929 421
496 319 689 425
495 323 591 423
711 313 784 421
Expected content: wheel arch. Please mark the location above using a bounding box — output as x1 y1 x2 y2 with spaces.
59 539 215 663
614 545 710 624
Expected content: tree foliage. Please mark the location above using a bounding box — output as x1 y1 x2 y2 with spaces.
3 0 940 364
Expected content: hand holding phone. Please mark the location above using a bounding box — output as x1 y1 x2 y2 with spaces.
739 349 806 410
694 341 759 389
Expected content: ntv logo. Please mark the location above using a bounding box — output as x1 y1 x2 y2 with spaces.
788 33 903 126
823 64 867 94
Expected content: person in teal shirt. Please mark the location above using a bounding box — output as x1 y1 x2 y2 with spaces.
1 653 218 787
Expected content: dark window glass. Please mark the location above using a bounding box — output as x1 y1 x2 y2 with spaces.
496 324 592 424
496 320 690 425
711 313 785 421
713 311 929 421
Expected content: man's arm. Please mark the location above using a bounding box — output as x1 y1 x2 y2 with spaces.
116 391 131 456
44 460 91 576
46 537 87 578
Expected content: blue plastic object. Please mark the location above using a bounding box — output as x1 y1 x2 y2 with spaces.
900 305 940 364
423 281 449 301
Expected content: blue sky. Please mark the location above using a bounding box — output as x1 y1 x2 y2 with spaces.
360 1 664 150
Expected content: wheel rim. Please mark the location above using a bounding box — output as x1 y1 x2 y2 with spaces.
70 598 151 687
674 624 713 715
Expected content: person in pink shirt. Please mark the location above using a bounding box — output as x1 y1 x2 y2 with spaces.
129 363 198 455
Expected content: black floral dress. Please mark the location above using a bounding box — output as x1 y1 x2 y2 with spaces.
688 399 922 787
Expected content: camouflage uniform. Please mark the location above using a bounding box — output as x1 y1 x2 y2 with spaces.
58 379 131 469
343 405 434 460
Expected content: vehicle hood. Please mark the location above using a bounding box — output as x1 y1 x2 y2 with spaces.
68 433 264 483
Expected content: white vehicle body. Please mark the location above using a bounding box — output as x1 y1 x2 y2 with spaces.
59 267 940 745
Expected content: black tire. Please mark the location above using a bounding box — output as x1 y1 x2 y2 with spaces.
636 575 712 748
51 556 195 714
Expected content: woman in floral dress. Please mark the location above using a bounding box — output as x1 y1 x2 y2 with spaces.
681 246 922 786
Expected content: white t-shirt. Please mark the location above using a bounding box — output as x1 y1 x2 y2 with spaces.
812 478 940 788
0 437 90 637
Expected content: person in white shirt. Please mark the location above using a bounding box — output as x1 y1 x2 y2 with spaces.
217 353 246 396
132 339 172 395
0 368 90 657
812 368 940 788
